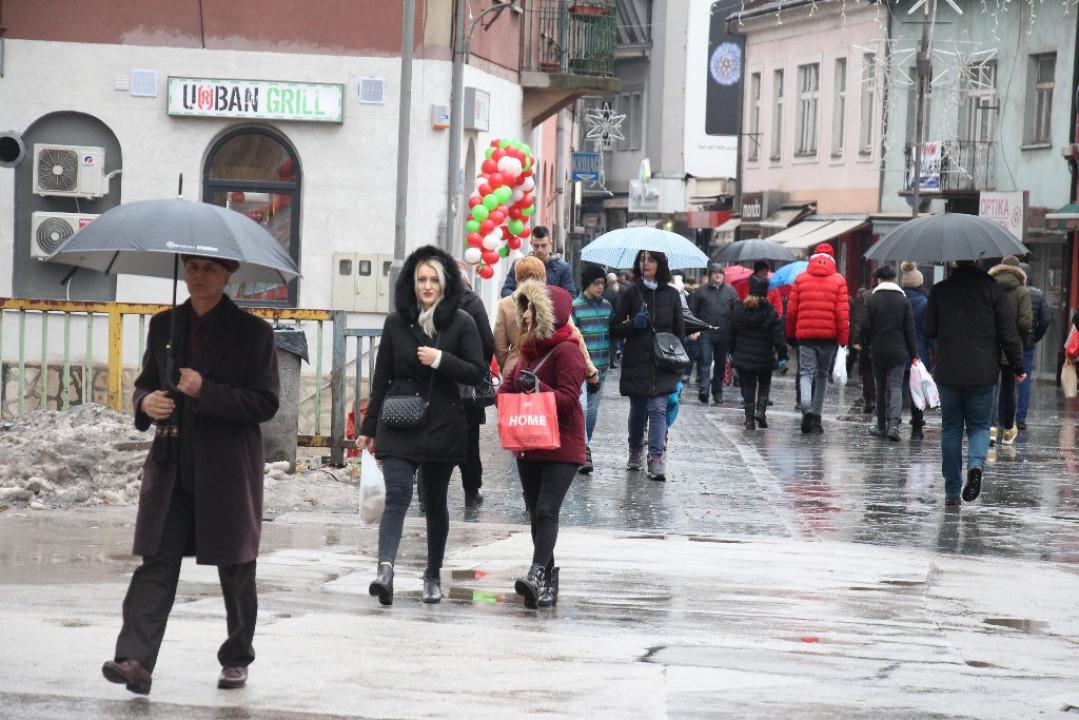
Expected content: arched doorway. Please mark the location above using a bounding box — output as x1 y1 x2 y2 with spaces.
203 126 301 306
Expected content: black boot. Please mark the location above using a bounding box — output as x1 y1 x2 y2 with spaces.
368 562 394 606
755 394 769 429
537 567 560 607
514 563 546 610
743 402 756 430
422 572 442 604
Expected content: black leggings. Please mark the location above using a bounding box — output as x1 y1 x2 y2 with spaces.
738 369 773 407
378 457 453 577
516 460 576 570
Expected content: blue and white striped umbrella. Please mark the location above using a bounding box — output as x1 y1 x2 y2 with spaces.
580 227 710 269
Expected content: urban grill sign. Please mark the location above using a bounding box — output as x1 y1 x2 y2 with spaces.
167 78 344 123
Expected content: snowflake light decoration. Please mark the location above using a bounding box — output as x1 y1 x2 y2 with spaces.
710 42 742 86
584 102 626 151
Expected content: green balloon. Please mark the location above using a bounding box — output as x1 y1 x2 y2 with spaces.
483 194 498 210
498 244 510 257
472 205 489 222
466 219 481 233
484 147 495 159
496 185 513 204
523 158 532 171
521 144 532 157
500 139 511 148
520 205 535 217
508 219 525 235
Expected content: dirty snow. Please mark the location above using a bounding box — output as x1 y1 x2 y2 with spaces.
0 405 359 513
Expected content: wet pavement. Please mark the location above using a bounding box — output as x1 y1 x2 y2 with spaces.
2 370 1079 718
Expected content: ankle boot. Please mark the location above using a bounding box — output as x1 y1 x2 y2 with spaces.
537 567 560 607
743 403 756 430
368 562 394 606
422 573 442 604
514 563 546 609
755 394 769 428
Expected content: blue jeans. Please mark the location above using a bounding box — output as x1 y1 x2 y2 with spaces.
584 374 605 444
938 383 994 498
697 332 729 399
798 341 837 415
1016 347 1035 423
628 394 669 459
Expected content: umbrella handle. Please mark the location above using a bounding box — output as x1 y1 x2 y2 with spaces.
164 346 179 392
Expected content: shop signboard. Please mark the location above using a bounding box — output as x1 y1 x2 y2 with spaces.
978 191 1026 240
168 77 344 123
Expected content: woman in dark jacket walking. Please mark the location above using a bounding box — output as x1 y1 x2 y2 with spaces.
359 245 485 606
729 276 788 430
498 280 586 609
611 250 685 481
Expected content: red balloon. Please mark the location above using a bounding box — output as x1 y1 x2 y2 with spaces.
468 196 481 208
492 149 505 161
496 205 508 215
521 167 533 178
501 225 512 239
490 138 501 148
467 232 483 247
489 211 505 225
507 236 522 250
479 183 493 196
521 193 533 207
509 207 522 220
519 227 532 239
515 174 527 186
482 159 497 174
489 173 504 188
477 264 495 279
481 250 500 265
480 219 495 234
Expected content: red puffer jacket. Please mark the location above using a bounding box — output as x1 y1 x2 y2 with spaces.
785 253 850 345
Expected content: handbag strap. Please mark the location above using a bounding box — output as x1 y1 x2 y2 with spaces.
527 346 559 374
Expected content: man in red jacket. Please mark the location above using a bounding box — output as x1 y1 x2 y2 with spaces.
785 243 850 434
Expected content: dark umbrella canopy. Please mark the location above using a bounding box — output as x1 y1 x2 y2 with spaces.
715 238 796 264
48 198 300 284
864 213 1029 263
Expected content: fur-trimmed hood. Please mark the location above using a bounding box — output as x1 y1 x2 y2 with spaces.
872 281 905 295
513 279 573 341
988 263 1027 290
393 245 465 330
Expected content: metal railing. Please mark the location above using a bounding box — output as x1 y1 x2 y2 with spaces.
329 323 382 466
521 0 617 78
905 140 997 193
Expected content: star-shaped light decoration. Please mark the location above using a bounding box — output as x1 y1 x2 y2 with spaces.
584 102 626 151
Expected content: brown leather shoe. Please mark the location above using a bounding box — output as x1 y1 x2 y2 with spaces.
218 665 248 689
102 659 152 695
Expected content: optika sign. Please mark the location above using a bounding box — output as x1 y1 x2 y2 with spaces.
506 415 548 427
167 78 344 123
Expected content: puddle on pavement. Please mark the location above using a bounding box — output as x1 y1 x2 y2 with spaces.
965 659 1001 668
983 617 1049 633
688 536 746 544
446 586 508 605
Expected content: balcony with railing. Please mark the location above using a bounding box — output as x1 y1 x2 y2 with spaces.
903 140 997 194
520 0 620 126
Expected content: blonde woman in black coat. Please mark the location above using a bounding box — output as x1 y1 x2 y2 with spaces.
358 245 485 605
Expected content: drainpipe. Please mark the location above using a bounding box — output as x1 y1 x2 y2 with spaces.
443 0 467 254
391 0 417 303
555 107 567 252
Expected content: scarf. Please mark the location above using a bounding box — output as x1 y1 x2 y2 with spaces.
642 278 658 290
520 323 577 362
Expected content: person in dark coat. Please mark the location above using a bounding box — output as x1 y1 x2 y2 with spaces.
359 245 485 606
900 262 933 368
499 226 576 297
611 250 686 481
862 266 916 441
603 271 623 368
925 261 1024 506
1015 261 1051 430
849 287 875 413
689 264 739 404
498 280 586 609
729 275 788 430
988 257 1032 446
103 255 280 696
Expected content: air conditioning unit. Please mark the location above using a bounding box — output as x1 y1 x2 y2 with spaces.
32 144 107 198
30 212 98 259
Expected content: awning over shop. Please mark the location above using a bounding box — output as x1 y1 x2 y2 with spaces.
760 207 808 230
687 210 732 229
715 217 741 233
783 218 869 250
1045 203 1079 232
763 220 832 246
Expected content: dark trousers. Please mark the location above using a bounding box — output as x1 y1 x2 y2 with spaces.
379 457 453 576
873 362 906 428
516 460 576 571
459 422 482 493
115 487 257 673
739 369 773 408
698 332 729 399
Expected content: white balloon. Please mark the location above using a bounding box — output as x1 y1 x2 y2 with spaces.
521 176 535 192
512 188 525 204
469 191 480 200
463 247 482 264
482 233 502 250
475 176 487 190
498 156 523 178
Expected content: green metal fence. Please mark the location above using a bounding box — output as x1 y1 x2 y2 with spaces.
521 0 617 78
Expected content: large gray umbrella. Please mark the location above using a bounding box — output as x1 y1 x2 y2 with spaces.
715 238 796 264
864 213 1029 263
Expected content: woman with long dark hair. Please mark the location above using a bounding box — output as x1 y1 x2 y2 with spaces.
611 250 685 481
730 275 788 430
358 245 485 605
498 280 586 609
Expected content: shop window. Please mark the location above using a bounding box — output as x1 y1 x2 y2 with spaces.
203 127 300 306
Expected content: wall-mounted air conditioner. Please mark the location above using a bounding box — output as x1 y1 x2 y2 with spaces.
30 211 98 259
32 144 107 198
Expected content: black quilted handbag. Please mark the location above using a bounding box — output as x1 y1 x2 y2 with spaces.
381 390 429 429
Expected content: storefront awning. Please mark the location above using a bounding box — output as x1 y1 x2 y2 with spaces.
715 218 741 233
760 208 807 229
1045 203 1079 231
783 218 869 251
764 220 832 245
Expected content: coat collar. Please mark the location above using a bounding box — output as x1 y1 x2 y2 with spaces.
872 281 905 295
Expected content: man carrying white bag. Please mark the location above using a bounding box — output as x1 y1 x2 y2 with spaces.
909 359 940 411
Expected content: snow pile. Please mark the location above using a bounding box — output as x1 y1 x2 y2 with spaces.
0 404 151 508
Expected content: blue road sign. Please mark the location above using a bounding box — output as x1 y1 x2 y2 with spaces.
571 151 602 183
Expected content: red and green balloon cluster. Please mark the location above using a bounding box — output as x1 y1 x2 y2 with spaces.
463 138 536 279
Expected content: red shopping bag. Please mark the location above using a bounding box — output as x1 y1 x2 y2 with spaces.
497 391 561 452
1066 328 1079 360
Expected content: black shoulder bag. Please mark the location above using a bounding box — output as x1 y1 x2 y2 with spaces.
381 330 438 429
638 286 690 374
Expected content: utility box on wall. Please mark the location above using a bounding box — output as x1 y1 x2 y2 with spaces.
332 253 393 312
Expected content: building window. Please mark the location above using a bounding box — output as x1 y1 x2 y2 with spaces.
832 58 847 158
796 63 820 156
203 126 301 307
964 61 997 144
859 53 876 154
1029 53 1056 145
748 72 761 162
617 88 644 152
770 69 784 162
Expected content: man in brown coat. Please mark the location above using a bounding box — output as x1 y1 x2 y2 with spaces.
102 255 280 694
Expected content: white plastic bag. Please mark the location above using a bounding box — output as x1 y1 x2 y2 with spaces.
358 449 386 525
909 360 940 410
831 346 848 385
1062 361 1078 399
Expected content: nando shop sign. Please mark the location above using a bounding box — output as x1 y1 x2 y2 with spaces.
168 77 344 123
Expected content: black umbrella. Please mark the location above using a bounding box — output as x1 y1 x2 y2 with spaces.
715 238 797 264
864 213 1029 263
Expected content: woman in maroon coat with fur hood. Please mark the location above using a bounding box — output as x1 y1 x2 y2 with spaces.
499 280 586 609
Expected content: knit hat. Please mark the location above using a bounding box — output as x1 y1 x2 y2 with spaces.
813 243 835 257
748 275 769 298
900 261 924 288
580 262 606 291
1002 255 1021 267
753 260 769 273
